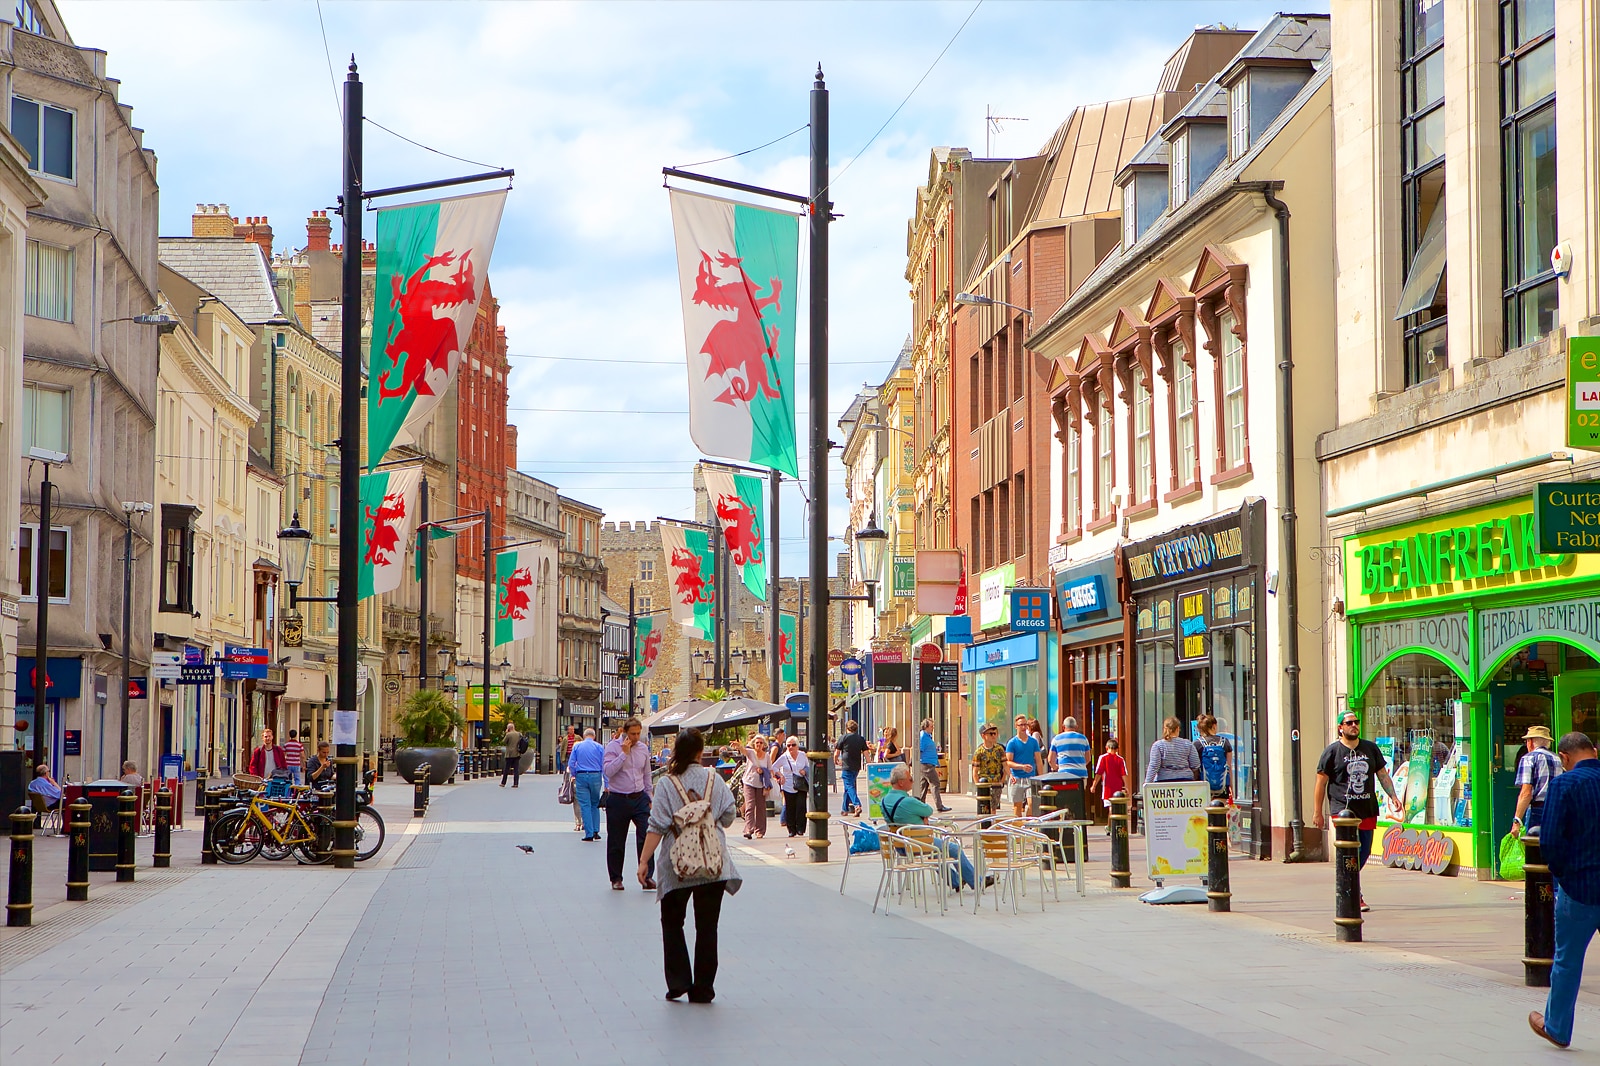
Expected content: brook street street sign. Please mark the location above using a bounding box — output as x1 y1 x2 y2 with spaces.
1568 337 1600 449
1536 482 1600 553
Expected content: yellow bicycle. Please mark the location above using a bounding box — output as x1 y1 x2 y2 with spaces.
211 789 334 865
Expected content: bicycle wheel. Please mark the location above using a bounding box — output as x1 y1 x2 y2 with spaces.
212 810 263 864
295 813 335 864
354 805 386 861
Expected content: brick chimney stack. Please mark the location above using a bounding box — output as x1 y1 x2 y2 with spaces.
306 210 332 252
504 424 519 469
234 215 273 261
361 239 375 269
191 203 235 237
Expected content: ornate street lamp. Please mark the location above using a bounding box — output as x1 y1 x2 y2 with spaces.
276 513 316 605
853 513 889 609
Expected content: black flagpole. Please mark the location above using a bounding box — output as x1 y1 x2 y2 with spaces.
334 60 363 869
769 470 780 703
806 66 831 863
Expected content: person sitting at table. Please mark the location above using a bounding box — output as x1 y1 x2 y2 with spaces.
305 741 335 787
28 763 62 809
118 761 145 788
879 763 990 890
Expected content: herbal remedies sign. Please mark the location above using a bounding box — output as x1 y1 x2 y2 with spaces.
1142 780 1211 879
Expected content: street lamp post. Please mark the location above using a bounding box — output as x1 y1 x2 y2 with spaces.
29 463 52 771
118 502 152 765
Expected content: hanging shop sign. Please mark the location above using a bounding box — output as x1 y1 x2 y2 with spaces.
17 656 81 700
944 615 973 645
179 662 215 686
979 563 1016 629
1342 494 1593 614
914 549 963 616
918 661 960 693
1380 827 1458 875
1176 589 1209 662
1567 337 1600 449
220 645 270 681
873 663 911 693
1356 611 1471 691
891 555 916 599
1535 482 1600 553
1124 504 1254 593
1009 588 1050 632
839 657 863 677
151 652 182 681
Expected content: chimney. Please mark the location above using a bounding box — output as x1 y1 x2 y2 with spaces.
361 239 376 269
234 215 274 262
504 424 519 469
293 255 312 329
191 203 235 238
305 210 332 252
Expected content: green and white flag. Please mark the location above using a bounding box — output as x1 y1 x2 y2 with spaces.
357 467 422 599
702 467 766 601
493 544 539 646
368 189 507 469
661 522 716 641
634 616 659 678
668 189 798 477
413 517 480 581
779 612 798 684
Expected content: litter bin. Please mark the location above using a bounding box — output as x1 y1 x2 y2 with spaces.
1034 772 1089 864
83 779 132 872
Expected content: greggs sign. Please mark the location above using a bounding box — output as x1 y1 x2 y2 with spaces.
1344 495 1595 614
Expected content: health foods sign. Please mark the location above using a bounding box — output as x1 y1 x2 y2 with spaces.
1344 496 1594 613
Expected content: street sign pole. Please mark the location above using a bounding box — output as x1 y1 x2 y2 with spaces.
806 67 831 863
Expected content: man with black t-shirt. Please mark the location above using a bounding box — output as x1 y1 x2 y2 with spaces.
834 720 869 816
1313 711 1400 912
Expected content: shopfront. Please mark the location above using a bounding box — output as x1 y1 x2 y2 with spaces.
1343 490 1600 878
1128 501 1268 857
1054 555 1126 748
961 631 1050 767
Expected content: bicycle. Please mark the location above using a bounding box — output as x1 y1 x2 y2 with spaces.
212 778 334 865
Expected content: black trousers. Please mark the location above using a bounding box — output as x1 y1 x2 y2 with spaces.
660 881 725 999
501 754 522 787
605 791 654 883
781 788 806 835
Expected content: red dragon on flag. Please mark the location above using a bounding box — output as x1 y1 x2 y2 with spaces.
714 492 764 567
497 566 534 621
778 629 792 666
643 629 662 670
378 250 477 401
363 492 408 567
692 251 783 406
671 547 713 606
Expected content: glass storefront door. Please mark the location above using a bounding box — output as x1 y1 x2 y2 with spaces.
1555 669 1600 750
1488 674 1553 851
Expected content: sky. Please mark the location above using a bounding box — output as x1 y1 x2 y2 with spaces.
63 0 1317 577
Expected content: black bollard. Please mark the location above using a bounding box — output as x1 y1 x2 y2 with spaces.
116 789 136 883
8 806 34 927
413 762 430 818
1333 809 1362 942
1524 828 1555 987
153 785 172 868
1206 799 1231 912
66 800 90 901
1109 791 1131 889
194 771 207 817
200 789 218 865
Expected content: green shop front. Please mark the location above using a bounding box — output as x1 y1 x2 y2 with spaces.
1344 491 1600 879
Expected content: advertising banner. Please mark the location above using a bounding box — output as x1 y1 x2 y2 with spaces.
1142 780 1211 879
866 762 899 820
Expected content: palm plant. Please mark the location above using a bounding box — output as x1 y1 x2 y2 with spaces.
396 689 465 747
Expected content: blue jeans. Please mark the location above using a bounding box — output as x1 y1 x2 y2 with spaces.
842 770 861 811
1526 804 1545 834
289 767 303 786
1546 887 1600 1045
942 838 976 890
1358 827 1374 869
573 772 603 838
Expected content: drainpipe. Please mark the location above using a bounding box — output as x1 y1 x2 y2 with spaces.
1261 188 1311 863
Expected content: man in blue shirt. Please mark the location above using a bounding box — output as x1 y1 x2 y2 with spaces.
1050 716 1090 778
914 718 951 813
1004 715 1043 817
567 728 607 842
1531 732 1600 1049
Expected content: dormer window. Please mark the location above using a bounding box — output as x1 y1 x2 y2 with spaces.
1119 168 1170 248
1227 63 1314 157
1170 134 1189 209
1230 78 1250 156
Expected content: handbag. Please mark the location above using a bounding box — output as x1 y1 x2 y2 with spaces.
557 773 574 805
599 790 610 810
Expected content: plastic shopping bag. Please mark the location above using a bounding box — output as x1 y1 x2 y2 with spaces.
849 825 880 854
1499 832 1526 880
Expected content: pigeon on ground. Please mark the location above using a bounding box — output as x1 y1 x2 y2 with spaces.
516 845 534 854
784 846 795 859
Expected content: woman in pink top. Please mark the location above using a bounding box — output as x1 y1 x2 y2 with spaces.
740 735 775 839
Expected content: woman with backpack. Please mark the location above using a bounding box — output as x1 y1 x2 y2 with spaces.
1193 714 1234 801
638 729 741 1003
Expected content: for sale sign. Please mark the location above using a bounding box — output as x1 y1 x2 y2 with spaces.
1568 337 1600 449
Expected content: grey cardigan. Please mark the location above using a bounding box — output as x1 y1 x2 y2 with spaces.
647 764 743 900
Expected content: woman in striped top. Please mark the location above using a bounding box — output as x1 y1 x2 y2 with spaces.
1145 717 1201 783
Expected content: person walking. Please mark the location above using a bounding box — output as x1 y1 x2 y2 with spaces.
281 730 305 786
602 716 656 890
501 723 525 788
1312 711 1400 912
568 727 606 841
880 726 903 764
773 736 808 837
247 728 286 779
637 729 741 1003
1050 716 1091 778
1512 725 1561 837
740 735 775 839
1004 714 1043 818
833 720 868 816
1145 716 1202 785
1193 714 1234 801
558 724 578 774
971 723 1006 814
914 718 951 812
1529 732 1600 1048
1091 738 1129 833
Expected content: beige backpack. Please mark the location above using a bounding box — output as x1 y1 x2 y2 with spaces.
667 771 724 882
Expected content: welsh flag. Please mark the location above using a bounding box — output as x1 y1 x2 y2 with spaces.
634 616 659 678
413 517 481 581
368 189 507 469
703 467 766 601
779 612 798 684
661 523 715 641
357 467 422 599
493 545 539 645
668 189 798 477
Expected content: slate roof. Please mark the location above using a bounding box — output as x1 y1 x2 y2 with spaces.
158 237 283 325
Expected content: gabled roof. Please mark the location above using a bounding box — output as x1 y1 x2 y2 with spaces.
158 237 283 325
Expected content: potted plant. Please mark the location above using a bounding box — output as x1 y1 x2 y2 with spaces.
486 701 538 774
393 689 466 785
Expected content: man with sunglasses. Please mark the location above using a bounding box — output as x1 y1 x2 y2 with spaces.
1313 712 1400 912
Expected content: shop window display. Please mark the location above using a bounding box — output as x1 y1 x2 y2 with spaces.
1366 653 1467 827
